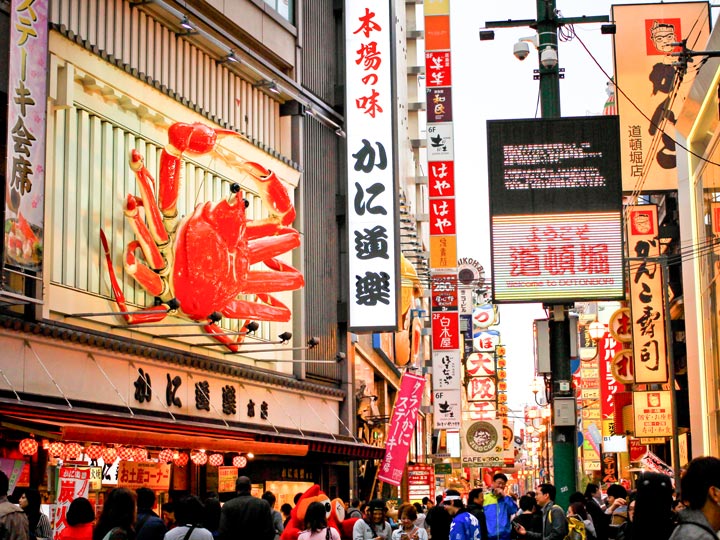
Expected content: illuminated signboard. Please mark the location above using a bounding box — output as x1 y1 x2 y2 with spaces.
487 116 624 303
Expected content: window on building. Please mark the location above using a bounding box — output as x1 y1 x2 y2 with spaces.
264 0 294 24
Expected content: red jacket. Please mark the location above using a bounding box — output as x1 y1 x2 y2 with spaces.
59 523 94 540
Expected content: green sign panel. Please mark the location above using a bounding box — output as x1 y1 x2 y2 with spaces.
434 463 452 475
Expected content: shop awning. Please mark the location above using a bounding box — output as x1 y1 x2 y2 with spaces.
0 398 385 460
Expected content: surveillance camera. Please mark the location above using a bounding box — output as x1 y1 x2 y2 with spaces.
540 46 558 68
513 41 530 61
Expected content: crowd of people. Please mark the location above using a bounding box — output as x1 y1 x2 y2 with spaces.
1 456 719 540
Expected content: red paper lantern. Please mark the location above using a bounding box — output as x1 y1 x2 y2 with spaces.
232 455 247 468
64 442 82 459
49 442 65 457
85 445 103 460
117 447 134 461
158 449 174 463
191 450 208 466
173 452 189 467
208 453 224 467
102 447 118 463
19 438 38 456
133 448 148 462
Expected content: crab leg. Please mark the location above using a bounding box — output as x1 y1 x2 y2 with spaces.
99 230 168 324
247 228 300 265
124 195 165 270
245 267 304 293
129 150 169 246
124 240 166 298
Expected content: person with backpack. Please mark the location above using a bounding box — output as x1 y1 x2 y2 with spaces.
0 471 29 540
514 483 567 540
163 496 213 540
566 502 595 540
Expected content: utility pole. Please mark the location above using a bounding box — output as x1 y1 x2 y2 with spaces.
485 1 609 509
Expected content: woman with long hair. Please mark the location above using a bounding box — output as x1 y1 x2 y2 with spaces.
59 497 95 540
298 501 340 540
19 488 52 540
93 488 137 540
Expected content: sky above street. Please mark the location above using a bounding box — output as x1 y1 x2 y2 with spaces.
446 0 718 414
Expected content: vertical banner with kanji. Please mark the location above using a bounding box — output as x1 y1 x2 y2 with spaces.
425 0 461 433
613 2 710 191
378 371 426 486
598 332 622 438
4 0 49 291
53 467 91 539
345 1 399 331
626 205 668 383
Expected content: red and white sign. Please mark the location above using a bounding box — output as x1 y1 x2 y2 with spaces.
428 161 455 197
432 273 458 310
432 312 459 350
407 464 435 503
425 51 452 87
598 333 622 437
429 198 457 235
53 467 91 539
378 372 426 486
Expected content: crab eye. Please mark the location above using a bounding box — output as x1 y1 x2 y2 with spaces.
243 199 250 208
230 183 241 193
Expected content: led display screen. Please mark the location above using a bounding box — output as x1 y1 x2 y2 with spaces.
487 116 624 303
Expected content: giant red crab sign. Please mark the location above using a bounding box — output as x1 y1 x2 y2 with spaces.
100 121 304 352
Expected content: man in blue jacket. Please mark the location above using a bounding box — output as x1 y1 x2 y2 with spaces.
483 473 518 540
444 489 480 540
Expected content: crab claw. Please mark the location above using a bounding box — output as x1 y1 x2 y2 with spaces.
242 162 296 227
167 122 238 155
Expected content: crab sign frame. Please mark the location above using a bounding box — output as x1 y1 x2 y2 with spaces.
100 121 304 352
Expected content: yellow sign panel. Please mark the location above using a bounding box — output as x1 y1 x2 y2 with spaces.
633 390 673 437
430 235 457 270
117 462 171 491
424 0 450 15
218 466 238 493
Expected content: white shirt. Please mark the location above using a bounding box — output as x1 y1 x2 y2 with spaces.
352 519 392 540
164 526 213 540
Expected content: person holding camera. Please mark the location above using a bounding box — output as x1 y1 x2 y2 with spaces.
391 505 427 540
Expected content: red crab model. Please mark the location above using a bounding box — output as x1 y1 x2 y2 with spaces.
100 121 304 351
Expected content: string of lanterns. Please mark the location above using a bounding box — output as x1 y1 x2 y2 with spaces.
18 438 249 468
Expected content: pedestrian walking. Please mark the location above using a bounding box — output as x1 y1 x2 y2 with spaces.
299 501 340 540
262 491 284 540
623 471 674 540
135 488 166 540
164 496 212 540
93 487 137 540
218 476 274 540
510 495 541 540
352 499 392 540
604 485 628 530
59 497 95 540
348 501 364 520
583 485 608 540
465 489 488 540
669 456 720 540
514 483 567 540
483 473 518 540
443 489 480 540
425 498 451 540
0 471 29 540
566 502 595 540
391 504 427 540
19 489 52 540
